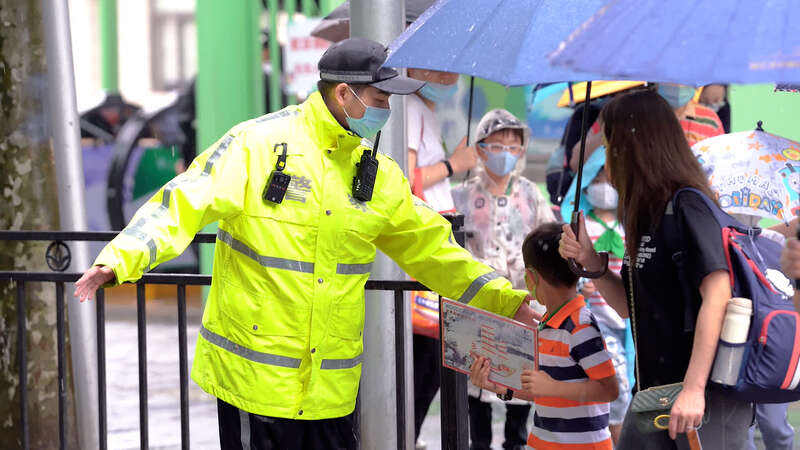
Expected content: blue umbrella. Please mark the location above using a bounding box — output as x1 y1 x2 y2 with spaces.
548 0 800 84
385 0 611 277
384 0 607 86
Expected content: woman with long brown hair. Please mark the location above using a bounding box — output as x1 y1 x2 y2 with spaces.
558 90 752 449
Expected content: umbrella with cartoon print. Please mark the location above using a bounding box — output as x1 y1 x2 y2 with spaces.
692 121 800 224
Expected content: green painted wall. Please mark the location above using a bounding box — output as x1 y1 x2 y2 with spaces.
99 0 119 91
195 0 264 296
729 84 800 141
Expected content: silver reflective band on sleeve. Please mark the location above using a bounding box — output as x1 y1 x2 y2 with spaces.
336 262 373 275
217 229 314 273
122 222 157 271
457 271 500 304
204 135 235 175
200 325 302 368
320 353 364 370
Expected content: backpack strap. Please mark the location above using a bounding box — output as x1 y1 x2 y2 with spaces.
663 190 707 334
671 187 741 229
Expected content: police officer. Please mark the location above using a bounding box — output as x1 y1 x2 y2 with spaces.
75 38 535 449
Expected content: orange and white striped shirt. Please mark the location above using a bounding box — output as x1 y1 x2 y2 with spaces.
528 296 615 450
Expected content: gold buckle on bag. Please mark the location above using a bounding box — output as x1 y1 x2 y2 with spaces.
654 414 671 430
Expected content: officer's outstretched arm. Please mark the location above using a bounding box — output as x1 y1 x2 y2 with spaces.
93 131 249 285
375 180 526 318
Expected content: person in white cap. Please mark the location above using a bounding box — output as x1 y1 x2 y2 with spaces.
452 108 555 450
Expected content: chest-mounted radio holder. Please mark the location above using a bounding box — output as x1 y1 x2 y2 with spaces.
263 143 291 204
352 131 381 202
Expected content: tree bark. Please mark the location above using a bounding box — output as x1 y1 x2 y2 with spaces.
0 1 78 448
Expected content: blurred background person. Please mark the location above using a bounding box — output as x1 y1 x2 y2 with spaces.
452 109 554 450
656 82 724 146
405 68 477 450
698 84 731 133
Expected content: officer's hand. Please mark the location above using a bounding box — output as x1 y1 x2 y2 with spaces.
514 298 542 325
448 137 478 173
74 266 115 302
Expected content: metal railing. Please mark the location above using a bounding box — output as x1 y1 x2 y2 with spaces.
0 230 469 450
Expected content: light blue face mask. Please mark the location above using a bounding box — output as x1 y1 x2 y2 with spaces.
657 83 696 108
484 151 519 176
418 82 458 103
343 86 391 138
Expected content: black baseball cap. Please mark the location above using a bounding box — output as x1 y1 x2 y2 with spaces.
318 38 424 95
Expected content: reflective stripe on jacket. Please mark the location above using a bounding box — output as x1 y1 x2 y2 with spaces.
94 92 527 420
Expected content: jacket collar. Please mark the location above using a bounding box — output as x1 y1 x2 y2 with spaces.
302 91 363 154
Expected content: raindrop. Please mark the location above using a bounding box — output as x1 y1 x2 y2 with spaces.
631 128 636 133
468 24 475 32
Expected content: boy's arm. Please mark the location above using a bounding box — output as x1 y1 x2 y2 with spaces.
521 370 618 402
519 317 619 402
469 357 618 403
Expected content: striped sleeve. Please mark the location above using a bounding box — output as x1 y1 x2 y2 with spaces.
569 319 615 380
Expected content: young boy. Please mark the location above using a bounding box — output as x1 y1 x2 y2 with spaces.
470 222 618 449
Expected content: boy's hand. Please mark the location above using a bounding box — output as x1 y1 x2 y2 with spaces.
521 369 554 398
469 356 503 394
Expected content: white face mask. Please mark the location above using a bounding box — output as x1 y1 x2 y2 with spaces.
586 182 618 210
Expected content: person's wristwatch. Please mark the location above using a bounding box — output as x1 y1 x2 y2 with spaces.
442 159 454 177
497 389 514 401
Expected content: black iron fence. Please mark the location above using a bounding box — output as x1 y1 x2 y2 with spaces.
0 230 469 450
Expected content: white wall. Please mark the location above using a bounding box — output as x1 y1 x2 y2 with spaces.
68 0 176 112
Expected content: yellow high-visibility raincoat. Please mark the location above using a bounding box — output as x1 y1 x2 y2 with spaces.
94 92 527 420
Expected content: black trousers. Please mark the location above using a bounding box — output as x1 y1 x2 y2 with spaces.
217 399 357 450
413 334 443 440
468 395 531 450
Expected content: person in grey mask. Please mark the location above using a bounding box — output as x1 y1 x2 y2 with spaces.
452 109 556 450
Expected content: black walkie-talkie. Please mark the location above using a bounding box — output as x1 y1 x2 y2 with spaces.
263 143 291 204
352 131 381 202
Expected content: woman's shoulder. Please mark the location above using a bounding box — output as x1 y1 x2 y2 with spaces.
673 189 718 218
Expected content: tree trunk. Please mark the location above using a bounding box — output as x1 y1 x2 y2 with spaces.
0 1 78 448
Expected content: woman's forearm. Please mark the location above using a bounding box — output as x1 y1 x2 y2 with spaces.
592 269 629 318
682 270 730 392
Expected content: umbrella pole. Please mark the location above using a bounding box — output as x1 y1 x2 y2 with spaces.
568 80 608 278
572 80 592 219
463 76 475 182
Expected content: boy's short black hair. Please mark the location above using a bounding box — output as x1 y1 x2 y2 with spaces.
521 222 579 288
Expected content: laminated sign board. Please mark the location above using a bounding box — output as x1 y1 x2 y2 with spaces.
284 19 330 97
441 298 537 391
